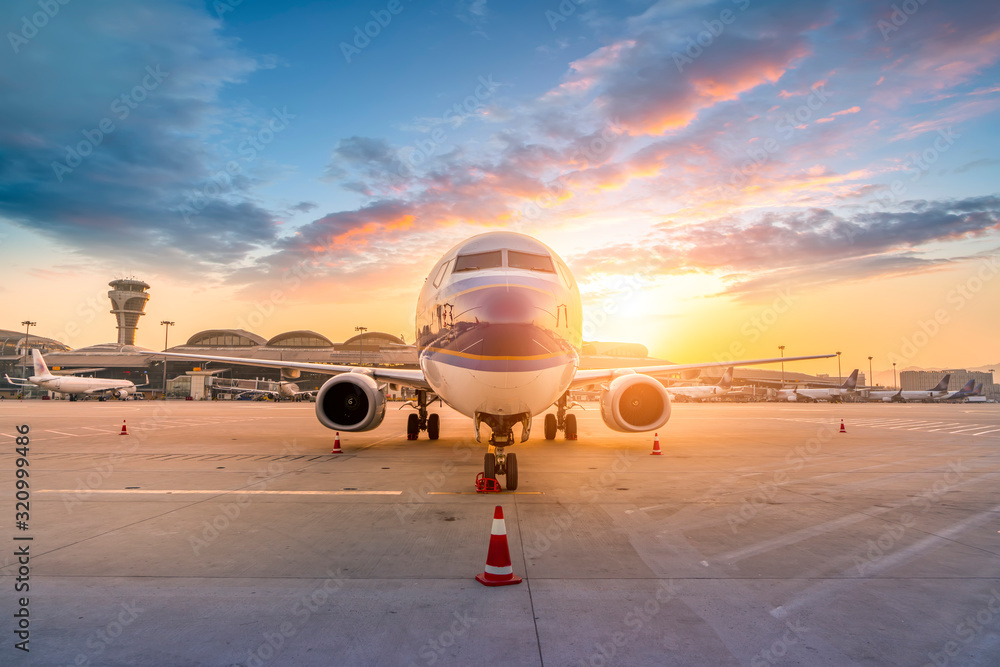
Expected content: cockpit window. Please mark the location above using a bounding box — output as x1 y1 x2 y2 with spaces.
454 250 503 272
508 250 555 272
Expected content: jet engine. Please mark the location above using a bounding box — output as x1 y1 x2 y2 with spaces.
600 372 671 433
114 389 129 400
315 373 386 431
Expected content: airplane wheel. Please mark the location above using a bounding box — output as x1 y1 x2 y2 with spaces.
406 413 419 440
506 453 518 490
427 413 440 440
565 414 577 440
484 453 496 480
544 413 557 440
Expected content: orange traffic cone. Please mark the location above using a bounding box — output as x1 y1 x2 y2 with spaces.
475 505 522 587
331 432 343 454
650 432 662 455
119 420 128 436
839 419 846 434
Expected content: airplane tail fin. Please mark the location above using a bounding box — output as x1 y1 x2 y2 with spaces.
31 349 52 378
973 382 983 396
931 374 951 393
842 369 859 390
955 379 975 396
718 367 734 389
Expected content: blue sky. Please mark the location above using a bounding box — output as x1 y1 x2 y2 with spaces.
1 0 999 375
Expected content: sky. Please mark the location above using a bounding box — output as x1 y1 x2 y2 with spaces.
1 0 999 381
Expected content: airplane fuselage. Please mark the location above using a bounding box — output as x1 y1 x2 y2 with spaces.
29 374 136 397
414 232 582 431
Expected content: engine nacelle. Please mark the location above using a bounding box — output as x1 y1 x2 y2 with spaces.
600 373 671 433
115 389 129 400
786 393 798 402
315 373 386 432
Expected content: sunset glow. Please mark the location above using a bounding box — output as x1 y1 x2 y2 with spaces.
1 0 998 380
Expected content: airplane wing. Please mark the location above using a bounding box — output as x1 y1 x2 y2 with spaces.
4 374 32 387
138 351 431 391
570 354 836 387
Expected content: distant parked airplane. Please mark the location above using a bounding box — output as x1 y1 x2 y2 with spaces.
667 367 733 401
777 369 859 402
5 350 145 401
868 374 951 402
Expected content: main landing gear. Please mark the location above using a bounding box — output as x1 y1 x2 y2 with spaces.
404 390 440 440
544 391 580 440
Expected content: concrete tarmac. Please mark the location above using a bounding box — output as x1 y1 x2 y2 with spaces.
1 399 999 666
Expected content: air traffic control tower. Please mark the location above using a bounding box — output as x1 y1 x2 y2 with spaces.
107 278 150 345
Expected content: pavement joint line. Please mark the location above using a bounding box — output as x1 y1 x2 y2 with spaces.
512 490 546 667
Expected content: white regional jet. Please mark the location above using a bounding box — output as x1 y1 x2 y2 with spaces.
144 232 833 489
5 349 145 401
777 369 859 402
868 374 952 402
667 367 733 401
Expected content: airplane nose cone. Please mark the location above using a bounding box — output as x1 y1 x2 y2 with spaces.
481 289 535 324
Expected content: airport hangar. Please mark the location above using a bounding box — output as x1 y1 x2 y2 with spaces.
1 326 836 400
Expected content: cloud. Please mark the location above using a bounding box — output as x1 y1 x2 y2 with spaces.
0 0 278 275
955 158 1000 174
568 195 1000 296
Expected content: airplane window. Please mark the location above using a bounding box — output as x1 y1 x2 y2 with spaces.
433 260 451 287
508 251 555 272
454 250 503 272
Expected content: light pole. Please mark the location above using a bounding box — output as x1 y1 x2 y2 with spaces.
836 351 842 387
778 345 785 387
355 326 368 366
868 356 873 389
893 362 897 390
20 320 36 383
161 321 174 399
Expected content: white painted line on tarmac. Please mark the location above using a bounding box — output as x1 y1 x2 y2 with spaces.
973 428 1000 436
925 424 968 431
45 430 79 437
36 489 402 496
428 491 543 495
774 498 1000 617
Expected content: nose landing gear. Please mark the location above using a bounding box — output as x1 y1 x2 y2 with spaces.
476 413 529 491
484 446 518 491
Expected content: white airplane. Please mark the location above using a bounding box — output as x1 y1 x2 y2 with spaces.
212 379 316 402
667 367 733 401
144 232 833 489
937 379 976 402
777 368 859 402
5 349 145 401
868 374 951 402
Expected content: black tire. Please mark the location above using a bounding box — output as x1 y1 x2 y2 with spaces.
484 452 496 480
406 413 419 440
544 413 557 440
565 414 577 439
506 453 518 490
427 413 440 440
